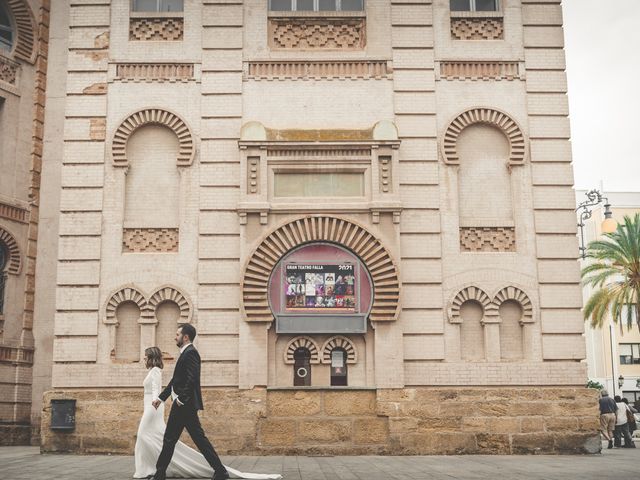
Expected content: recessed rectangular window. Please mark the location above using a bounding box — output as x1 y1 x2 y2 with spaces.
274 172 364 197
450 0 498 11
619 343 640 365
132 0 184 12
269 0 364 11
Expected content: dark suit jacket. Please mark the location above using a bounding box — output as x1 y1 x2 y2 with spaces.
159 344 204 410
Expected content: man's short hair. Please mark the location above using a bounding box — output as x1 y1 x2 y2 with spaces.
179 323 197 342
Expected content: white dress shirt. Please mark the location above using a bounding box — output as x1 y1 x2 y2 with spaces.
171 342 192 405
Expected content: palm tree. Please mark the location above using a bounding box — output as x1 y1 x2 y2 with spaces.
582 213 640 332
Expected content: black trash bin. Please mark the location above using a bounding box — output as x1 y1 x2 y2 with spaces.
50 399 76 431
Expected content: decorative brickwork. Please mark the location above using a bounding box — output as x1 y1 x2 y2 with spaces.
247 156 259 194
115 63 194 82
460 226 516 252
122 228 179 253
243 216 400 323
440 61 520 81
321 336 357 364
0 227 22 275
284 337 320 364
451 17 504 40
246 60 389 80
0 345 34 364
269 17 365 49
89 117 106 140
112 108 194 167
148 285 192 323
0 201 28 223
494 286 534 323
129 18 184 41
443 108 526 166
448 286 493 324
0 56 19 84
104 286 147 325
7 0 36 63
379 156 392 193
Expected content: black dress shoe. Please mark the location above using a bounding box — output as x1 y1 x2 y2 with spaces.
151 474 166 480
213 471 230 480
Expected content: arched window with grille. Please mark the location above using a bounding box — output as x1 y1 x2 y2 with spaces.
0 2 13 52
293 347 311 386
330 348 348 386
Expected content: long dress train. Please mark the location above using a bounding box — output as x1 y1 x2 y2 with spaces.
133 367 281 479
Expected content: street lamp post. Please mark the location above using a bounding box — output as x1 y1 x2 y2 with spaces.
576 189 616 259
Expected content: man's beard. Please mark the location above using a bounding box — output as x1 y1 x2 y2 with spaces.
176 338 183 348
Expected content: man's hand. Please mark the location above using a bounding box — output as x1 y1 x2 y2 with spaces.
152 399 161 409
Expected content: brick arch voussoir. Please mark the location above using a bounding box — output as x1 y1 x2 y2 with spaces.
284 336 320 365
448 286 492 324
242 216 400 323
492 286 534 324
0 226 21 275
442 107 527 166
148 285 192 323
111 108 195 168
104 285 147 324
7 0 36 63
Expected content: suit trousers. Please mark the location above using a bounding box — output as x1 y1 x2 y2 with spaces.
155 401 227 476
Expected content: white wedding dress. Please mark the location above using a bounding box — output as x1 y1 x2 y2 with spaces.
134 367 282 479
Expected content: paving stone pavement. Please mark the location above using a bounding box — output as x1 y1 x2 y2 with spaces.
0 446 638 480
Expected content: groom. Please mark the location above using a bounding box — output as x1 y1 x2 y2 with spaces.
151 324 229 480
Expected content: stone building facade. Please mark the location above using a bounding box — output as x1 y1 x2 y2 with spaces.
4 0 600 453
0 0 50 445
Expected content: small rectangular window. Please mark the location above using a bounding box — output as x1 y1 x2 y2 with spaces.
270 0 293 10
475 0 498 11
450 0 471 11
269 0 364 12
341 0 364 10
132 0 183 12
619 344 634 365
450 0 498 12
319 0 337 11
297 0 314 11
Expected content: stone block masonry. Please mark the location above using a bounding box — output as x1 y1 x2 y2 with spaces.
41 387 600 455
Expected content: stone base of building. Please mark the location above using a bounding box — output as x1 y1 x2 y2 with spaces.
41 387 600 455
0 424 32 446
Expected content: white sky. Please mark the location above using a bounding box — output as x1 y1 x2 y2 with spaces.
563 0 640 192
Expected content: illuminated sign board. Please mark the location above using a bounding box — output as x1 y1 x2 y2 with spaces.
284 264 356 313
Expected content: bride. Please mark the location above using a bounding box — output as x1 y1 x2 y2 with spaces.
134 347 282 479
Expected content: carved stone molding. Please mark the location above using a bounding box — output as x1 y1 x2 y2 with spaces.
321 336 357 364
246 60 389 80
123 228 179 253
443 108 526 166
0 56 19 84
148 286 192 323
269 17 365 49
284 336 321 364
247 156 260 194
0 345 34 364
460 227 516 253
440 61 520 81
451 17 504 40
493 286 534 324
0 227 21 275
115 63 194 82
104 286 147 325
0 201 28 224
112 108 194 167
379 155 392 193
448 286 493 324
130 18 184 41
6 0 36 63
242 216 400 323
